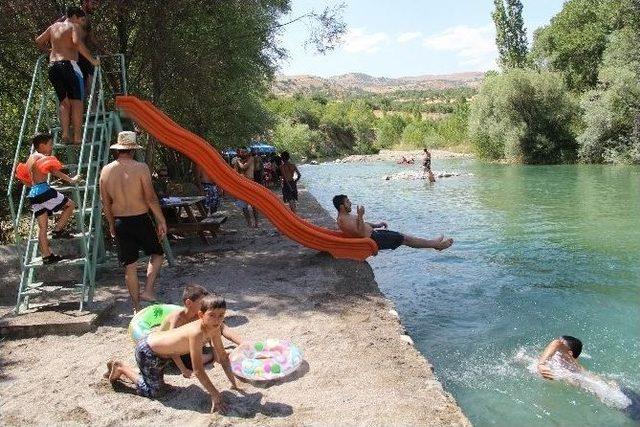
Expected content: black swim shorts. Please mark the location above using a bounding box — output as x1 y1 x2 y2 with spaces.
282 180 298 203
371 229 404 250
114 213 164 266
48 60 84 102
78 54 95 80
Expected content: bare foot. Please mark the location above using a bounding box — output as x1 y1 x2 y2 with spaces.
140 292 157 303
107 360 122 382
434 238 454 251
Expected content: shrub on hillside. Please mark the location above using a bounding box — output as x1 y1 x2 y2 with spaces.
469 69 578 163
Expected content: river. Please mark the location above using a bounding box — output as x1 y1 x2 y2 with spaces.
300 159 640 426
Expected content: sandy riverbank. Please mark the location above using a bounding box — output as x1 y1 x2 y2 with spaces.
0 189 469 426
335 149 473 164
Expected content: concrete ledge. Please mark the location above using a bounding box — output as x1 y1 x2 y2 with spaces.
0 290 115 339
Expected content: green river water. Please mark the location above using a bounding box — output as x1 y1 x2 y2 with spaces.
300 159 640 426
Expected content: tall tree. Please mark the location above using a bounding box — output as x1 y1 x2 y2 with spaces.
492 0 529 69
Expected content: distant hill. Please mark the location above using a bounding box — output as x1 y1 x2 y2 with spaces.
272 72 484 96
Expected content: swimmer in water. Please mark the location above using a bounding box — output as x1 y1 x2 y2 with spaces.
537 335 583 379
537 335 638 415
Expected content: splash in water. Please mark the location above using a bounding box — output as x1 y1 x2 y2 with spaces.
514 348 632 410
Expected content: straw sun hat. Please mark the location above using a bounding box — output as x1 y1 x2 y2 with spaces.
110 131 143 150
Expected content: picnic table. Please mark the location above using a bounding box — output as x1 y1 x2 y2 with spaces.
160 196 227 244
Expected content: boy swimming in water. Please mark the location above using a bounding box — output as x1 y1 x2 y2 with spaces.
160 284 242 378
537 335 583 379
106 294 242 413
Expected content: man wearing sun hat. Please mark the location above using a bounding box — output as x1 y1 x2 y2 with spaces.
99 131 166 313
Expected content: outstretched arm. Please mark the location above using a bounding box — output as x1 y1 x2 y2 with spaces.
71 24 99 66
221 324 242 346
537 339 562 379
211 332 239 389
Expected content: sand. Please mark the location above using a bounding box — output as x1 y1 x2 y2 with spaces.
0 188 469 426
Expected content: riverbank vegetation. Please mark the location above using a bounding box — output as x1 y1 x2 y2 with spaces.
469 0 640 164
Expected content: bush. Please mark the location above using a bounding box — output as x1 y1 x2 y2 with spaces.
271 119 323 159
469 68 578 163
578 28 640 163
374 114 407 149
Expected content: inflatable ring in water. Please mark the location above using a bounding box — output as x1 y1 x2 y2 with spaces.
128 304 182 343
230 339 303 381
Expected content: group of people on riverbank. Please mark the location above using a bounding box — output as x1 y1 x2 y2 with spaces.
20 3 631 419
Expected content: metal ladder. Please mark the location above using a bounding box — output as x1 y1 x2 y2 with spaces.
7 54 126 313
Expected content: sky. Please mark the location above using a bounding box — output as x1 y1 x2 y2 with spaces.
277 0 566 77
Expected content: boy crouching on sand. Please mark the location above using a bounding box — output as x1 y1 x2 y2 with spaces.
160 284 243 378
107 294 242 412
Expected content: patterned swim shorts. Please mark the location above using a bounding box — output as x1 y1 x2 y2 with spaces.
135 337 169 397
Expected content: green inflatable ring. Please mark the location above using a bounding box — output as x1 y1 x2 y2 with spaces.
128 304 182 343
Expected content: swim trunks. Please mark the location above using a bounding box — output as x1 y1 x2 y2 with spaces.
48 60 84 102
114 213 164 266
202 183 220 213
28 182 69 218
282 180 298 203
77 54 95 80
135 336 169 398
423 159 431 171
371 229 404 250
178 346 214 371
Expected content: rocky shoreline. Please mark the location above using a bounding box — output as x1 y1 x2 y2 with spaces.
333 149 473 164
0 188 469 426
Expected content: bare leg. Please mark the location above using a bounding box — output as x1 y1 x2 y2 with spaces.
105 360 139 384
251 205 259 228
71 99 84 144
141 254 163 302
242 207 252 227
59 98 71 142
403 234 453 250
53 199 75 232
124 262 141 312
37 214 52 257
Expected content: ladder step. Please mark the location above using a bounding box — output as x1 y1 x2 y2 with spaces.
53 141 103 149
28 231 92 244
51 184 97 192
53 207 94 217
25 256 86 269
64 162 100 171
22 282 83 296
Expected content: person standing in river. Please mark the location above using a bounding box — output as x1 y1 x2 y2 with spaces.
422 148 435 182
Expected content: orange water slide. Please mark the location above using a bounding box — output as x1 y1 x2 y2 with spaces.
115 96 378 260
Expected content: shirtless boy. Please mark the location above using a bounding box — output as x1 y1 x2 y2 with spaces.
100 131 167 312
279 151 301 213
160 284 242 378
537 335 584 379
35 6 99 144
27 133 80 264
106 294 242 412
332 194 453 251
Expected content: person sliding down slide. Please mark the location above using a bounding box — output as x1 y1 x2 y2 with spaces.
333 195 453 251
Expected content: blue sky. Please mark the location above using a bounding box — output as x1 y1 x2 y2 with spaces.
277 0 566 77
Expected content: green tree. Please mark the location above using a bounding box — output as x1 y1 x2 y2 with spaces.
578 26 640 163
531 0 625 91
374 115 407 149
469 69 578 163
492 0 529 69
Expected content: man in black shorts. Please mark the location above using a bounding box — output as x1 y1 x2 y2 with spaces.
36 6 99 144
333 194 453 251
100 132 167 313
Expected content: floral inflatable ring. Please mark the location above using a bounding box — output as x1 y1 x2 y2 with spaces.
230 339 303 381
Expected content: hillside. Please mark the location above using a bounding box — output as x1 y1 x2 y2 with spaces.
273 71 484 95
